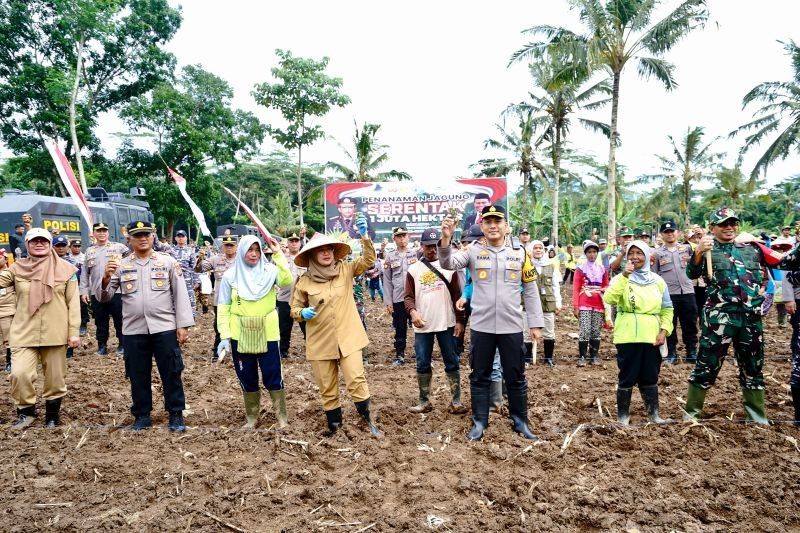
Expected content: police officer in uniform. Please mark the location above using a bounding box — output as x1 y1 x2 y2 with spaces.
683 208 800 424
382 226 417 365
195 234 237 360
99 221 194 431
276 233 306 358
439 205 545 441
81 222 128 355
652 220 698 364
171 229 200 317
329 197 374 239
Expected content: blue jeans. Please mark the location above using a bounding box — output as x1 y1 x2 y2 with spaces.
368 278 383 301
231 340 283 392
414 327 460 374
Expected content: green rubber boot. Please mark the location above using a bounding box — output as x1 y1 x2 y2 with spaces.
242 391 260 429
409 373 433 413
683 383 707 422
269 389 289 429
741 388 769 425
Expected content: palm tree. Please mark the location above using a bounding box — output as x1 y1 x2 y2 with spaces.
327 121 412 182
510 0 709 241
641 126 721 226
507 59 611 247
703 166 761 211
731 40 800 179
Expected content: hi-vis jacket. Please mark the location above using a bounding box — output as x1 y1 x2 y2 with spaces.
439 242 544 334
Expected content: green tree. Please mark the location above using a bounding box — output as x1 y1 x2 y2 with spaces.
702 166 761 212
510 0 708 241
252 49 350 226
732 40 800 179
326 121 412 182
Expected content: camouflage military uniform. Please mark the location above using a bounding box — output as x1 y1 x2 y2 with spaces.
170 245 200 317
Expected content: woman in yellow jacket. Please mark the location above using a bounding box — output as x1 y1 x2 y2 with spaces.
603 240 673 426
291 215 381 437
217 235 292 429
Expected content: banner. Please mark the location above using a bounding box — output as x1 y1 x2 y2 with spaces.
324 178 507 240
222 186 277 245
44 140 94 228
167 167 212 237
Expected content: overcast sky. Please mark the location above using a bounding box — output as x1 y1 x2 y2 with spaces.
103 1 799 194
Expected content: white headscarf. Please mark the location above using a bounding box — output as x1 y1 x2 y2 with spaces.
626 240 657 286
224 235 278 301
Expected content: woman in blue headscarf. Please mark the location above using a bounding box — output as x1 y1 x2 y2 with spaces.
217 235 293 429
603 240 674 426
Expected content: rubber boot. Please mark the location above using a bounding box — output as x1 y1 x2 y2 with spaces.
683 383 707 422
543 339 555 368
242 391 260 429
269 389 289 429
467 385 490 441
409 373 433 413
354 399 383 438
5 348 10 372
665 348 677 365
362 347 369 366
168 411 186 432
791 386 800 427
616 387 632 426
589 339 601 365
202 305 209 315
446 371 468 414
523 342 532 365
577 341 588 367
639 385 668 424
66 347 73 359
393 348 405 366
507 385 538 440
741 388 769 425
323 407 342 437
45 398 62 428
685 349 697 364
489 380 503 412
129 415 152 431
12 406 36 430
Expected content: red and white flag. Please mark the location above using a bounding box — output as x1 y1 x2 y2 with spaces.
167 167 212 237
222 186 277 245
44 140 94 228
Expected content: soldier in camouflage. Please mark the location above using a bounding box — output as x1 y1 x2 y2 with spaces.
170 230 200 318
684 207 800 424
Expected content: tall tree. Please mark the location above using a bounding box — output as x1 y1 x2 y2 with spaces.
510 0 708 241
326 121 412 182
252 50 350 226
703 165 760 212
731 40 800 180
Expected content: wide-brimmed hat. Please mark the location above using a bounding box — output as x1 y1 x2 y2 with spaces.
294 232 351 267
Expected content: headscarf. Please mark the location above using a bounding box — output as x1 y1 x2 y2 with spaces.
626 240 657 286
577 240 604 284
224 235 278 301
11 246 77 315
530 240 548 267
307 250 344 283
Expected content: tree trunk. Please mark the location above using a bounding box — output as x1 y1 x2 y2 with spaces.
683 170 691 227
552 126 562 248
69 34 88 194
165 219 175 239
607 70 621 243
297 143 304 227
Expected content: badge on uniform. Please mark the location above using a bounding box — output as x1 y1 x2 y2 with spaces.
477 269 489 280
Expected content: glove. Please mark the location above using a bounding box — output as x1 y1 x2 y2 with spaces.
355 214 368 237
217 339 231 362
300 307 317 320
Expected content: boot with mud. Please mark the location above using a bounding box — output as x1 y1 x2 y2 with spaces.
355 399 383 438
523 342 533 366
507 385 538 440
45 398 62 428
543 339 555 368
269 389 289 429
589 339 601 365
323 407 342 437
741 388 769 425
446 371 468 414
242 391 260 429
617 387 632 426
639 385 668 424
12 405 35 430
409 373 433 413
683 383 707 422
577 341 588 367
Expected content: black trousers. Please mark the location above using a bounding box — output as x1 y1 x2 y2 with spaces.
616 342 661 388
277 300 306 355
469 329 526 391
667 293 698 354
91 294 123 347
392 301 409 354
80 300 90 328
125 331 186 417
454 303 472 356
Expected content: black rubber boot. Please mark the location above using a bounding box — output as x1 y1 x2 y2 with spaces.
5 348 10 372
685 350 697 364
97 345 108 356
66 347 74 359
523 342 533 365
589 339 601 365
354 399 382 438
468 385 490 441
129 415 152 431
617 387 632 426
12 406 36 430
639 385 668 424
323 407 343 436
507 385 538 440
168 411 186 432
543 339 555 367
665 347 677 364
577 341 588 367
791 386 800 427
202 305 209 315
45 398 62 428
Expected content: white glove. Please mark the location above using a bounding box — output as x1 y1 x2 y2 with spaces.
217 339 231 363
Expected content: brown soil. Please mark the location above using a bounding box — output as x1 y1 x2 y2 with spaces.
0 292 798 532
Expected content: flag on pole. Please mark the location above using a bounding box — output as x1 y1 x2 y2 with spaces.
44 140 94 228
222 186 277 245
167 167 212 237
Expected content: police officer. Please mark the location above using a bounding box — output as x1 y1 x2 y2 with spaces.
81 222 128 355
276 233 306 358
66 239 88 336
328 197 374 239
439 204 545 441
195 234 237 361
684 208 800 424
382 226 417 365
99 221 194 432
171 229 200 317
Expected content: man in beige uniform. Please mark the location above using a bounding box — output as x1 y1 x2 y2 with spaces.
0 228 80 428
195 234 237 361
0 250 15 372
99 221 194 432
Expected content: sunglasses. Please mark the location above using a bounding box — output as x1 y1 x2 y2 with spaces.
716 220 738 228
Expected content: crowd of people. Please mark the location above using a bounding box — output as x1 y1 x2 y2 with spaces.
3 204 800 439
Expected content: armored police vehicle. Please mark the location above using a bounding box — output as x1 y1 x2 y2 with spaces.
0 187 154 253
